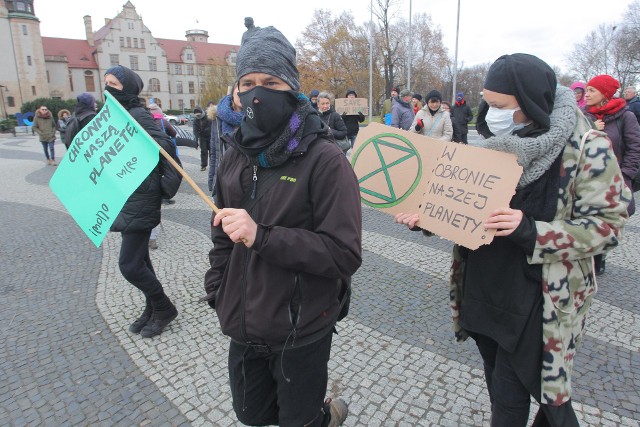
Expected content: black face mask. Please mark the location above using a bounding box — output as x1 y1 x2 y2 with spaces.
238 86 298 148
105 85 140 109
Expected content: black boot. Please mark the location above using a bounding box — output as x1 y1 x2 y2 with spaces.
140 293 178 338
129 299 152 333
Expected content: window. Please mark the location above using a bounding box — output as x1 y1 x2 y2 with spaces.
128 22 134 30
200 81 205 92
178 99 184 110
110 54 119 67
187 65 194 75
133 38 138 48
148 56 157 71
7 96 15 107
31 85 36 95
69 70 74 91
84 71 95 92
186 53 193 61
47 71 50 83
140 39 145 49
26 55 31 66
22 25 27 35
126 37 131 48
176 81 183 94
175 64 182 75
199 65 205 76
190 99 195 109
188 81 195 94
120 37 125 48
149 78 160 92
16 1 25 11
130 55 138 71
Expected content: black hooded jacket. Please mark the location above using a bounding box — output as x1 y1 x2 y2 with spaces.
203 113 362 347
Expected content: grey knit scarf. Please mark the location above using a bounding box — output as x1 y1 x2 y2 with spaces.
475 86 576 188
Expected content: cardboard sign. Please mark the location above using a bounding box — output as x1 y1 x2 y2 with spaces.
49 92 161 247
351 123 522 249
335 98 369 115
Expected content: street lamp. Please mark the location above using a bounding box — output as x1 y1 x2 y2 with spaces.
369 0 373 123
408 0 412 91
604 25 617 75
451 0 461 103
0 85 7 120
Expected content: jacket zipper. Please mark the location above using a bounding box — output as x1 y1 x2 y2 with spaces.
251 165 258 199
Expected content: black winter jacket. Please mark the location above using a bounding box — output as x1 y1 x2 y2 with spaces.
319 108 348 140
451 101 473 135
203 114 362 347
110 106 178 232
342 112 365 138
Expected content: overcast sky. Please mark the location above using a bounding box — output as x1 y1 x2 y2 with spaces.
35 0 633 72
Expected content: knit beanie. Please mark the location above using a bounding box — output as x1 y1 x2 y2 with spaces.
77 92 95 108
236 26 299 91
426 90 443 102
309 89 320 98
412 93 422 101
399 89 412 98
456 92 464 99
587 75 620 99
104 65 144 95
346 89 357 97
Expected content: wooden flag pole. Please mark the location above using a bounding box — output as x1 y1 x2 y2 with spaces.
157 146 220 213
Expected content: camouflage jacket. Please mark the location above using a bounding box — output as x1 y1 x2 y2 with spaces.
450 109 631 405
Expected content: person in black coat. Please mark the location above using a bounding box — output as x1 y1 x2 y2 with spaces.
193 106 212 171
451 92 474 144
341 89 365 148
104 65 180 339
317 91 349 153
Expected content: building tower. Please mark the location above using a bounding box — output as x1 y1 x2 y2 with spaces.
0 0 48 115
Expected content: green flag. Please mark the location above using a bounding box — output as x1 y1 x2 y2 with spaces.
50 92 160 247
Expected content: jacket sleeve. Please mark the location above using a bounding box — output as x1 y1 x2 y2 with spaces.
391 105 401 128
330 112 348 140
530 134 630 264
192 120 199 143
620 111 640 184
251 148 363 279
465 105 474 124
163 120 177 138
208 120 220 193
203 158 233 307
440 113 454 141
409 110 422 134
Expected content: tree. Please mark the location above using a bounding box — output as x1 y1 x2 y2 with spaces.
296 9 386 112
200 58 237 107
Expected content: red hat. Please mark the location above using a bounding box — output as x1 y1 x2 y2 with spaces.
587 74 620 99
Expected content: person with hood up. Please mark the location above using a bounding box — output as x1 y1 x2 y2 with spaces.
317 91 350 154
308 89 320 110
104 65 181 338
410 90 453 141
584 74 640 275
570 81 587 110
61 93 98 149
395 54 630 426
193 106 212 171
451 91 474 143
202 26 362 427
33 105 57 165
391 89 415 130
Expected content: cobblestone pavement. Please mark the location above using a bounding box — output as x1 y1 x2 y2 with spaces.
1 133 639 426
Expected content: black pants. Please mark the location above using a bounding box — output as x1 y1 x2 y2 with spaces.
200 138 210 168
474 334 579 427
118 231 164 298
228 331 333 427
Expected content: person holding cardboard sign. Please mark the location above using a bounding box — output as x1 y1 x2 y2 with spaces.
396 53 630 426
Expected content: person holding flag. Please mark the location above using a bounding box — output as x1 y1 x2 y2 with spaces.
104 65 181 338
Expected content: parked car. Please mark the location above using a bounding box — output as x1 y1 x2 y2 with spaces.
163 113 188 125
177 114 194 124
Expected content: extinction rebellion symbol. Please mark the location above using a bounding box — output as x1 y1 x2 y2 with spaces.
351 133 422 208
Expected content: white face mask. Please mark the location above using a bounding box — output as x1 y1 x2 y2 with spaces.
485 106 526 136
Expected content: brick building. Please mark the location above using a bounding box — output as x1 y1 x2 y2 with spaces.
0 0 239 117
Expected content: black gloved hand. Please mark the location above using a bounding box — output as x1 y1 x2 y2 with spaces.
415 118 424 132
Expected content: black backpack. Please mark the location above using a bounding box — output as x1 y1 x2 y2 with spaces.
62 111 95 148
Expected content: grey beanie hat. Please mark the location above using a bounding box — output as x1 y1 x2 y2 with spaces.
236 26 300 91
